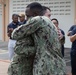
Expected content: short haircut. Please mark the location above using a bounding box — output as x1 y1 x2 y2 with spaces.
26 2 43 15
42 6 51 15
51 18 59 24
12 14 19 18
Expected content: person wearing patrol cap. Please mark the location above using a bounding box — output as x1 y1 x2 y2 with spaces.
18 13 27 24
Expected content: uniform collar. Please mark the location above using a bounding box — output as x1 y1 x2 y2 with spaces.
12 21 19 25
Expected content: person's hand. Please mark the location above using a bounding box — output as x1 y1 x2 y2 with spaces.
57 29 63 40
67 31 72 36
9 28 13 32
8 28 13 37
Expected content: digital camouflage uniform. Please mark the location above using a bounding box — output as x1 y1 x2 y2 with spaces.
8 16 66 75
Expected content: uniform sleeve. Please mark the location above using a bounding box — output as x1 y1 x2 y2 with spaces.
68 25 75 31
11 16 42 40
71 28 76 35
60 29 65 44
14 45 36 57
7 24 11 33
7 24 13 37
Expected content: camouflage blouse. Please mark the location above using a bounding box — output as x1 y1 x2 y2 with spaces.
8 16 66 75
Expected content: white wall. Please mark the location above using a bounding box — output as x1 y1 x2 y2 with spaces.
51 0 75 48
9 0 75 48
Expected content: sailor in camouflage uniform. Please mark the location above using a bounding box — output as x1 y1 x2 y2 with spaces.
8 2 66 75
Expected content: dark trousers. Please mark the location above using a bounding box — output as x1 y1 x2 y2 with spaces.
70 51 76 75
